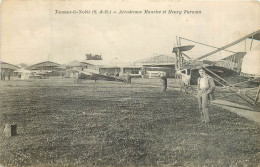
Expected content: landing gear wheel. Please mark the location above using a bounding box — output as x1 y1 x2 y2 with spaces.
185 86 194 94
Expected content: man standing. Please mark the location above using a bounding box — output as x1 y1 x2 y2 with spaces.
159 72 167 92
197 68 215 123
125 72 131 84
74 72 79 84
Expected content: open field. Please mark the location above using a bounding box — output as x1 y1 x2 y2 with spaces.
1 78 260 167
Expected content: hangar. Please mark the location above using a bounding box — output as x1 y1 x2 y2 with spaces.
134 54 176 78
27 61 63 77
0 62 21 80
63 54 176 78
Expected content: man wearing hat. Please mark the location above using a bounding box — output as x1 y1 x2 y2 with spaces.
197 67 215 123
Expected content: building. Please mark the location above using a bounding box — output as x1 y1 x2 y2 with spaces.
134 54 176 78
80 60 107 72
98 57 142 77
27 61 63 77
63 60 89 78
27 61 60 71
0 62 21 80
63 55 176 78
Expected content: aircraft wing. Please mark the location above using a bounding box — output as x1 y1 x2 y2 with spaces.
72 70 125 82
195 30 260 61
91 73 125 82
221 52 246 62
248 32 260 41
78 71 95 80
71 69 95 80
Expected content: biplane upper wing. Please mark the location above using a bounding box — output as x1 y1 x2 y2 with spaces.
195 30 260 61
248 32 260 41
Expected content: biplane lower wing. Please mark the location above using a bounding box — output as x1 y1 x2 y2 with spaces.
91 73 125 82
78 72 95 80
76 70 125 82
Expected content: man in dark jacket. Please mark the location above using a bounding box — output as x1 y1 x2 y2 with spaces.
159 72 167 92
125 72 131 84
197 68 215 123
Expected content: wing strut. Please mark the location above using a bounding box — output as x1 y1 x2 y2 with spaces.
195 30 260 61
179 37 236 54
254 87 260 105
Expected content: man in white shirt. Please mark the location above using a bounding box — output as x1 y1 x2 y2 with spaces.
197 68 215 123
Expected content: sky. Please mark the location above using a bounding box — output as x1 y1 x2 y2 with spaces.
1 0 260 74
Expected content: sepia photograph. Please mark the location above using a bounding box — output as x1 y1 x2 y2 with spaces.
1 0 260 166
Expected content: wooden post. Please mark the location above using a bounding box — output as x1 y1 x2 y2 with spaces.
11 124 17 136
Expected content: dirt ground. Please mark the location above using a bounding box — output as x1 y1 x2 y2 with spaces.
1 78 260 167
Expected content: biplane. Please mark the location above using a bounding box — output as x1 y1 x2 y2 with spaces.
172 30 260 106
72 69 125 83
29 71 52 79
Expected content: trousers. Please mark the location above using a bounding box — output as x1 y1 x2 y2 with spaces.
197 89 209 123
162 81 167 92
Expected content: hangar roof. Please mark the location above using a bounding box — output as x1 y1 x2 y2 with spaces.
0 62 21 70
134 55 175 65
27 61 60 70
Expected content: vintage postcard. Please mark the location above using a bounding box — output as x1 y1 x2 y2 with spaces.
1 0 260 166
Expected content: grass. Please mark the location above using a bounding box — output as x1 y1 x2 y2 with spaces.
1 78 260 166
